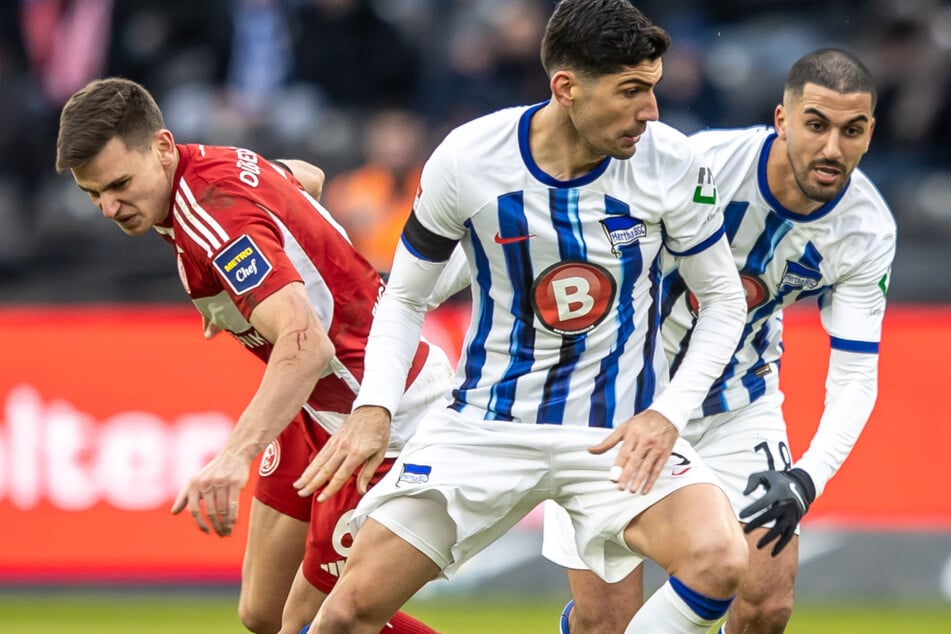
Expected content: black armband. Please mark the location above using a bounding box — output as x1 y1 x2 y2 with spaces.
402 211 457 262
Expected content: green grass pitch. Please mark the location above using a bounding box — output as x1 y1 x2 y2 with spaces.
1 592 950 633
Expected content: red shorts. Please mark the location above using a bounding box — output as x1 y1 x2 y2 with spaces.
253 412 396 594
254 412 314 522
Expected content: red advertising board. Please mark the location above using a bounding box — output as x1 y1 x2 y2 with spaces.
0 303 947 582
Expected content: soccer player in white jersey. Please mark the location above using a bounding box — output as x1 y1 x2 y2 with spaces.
542 48 897 634
294 1 750 633
55 78 469 634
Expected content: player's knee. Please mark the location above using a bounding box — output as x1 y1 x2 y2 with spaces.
315 586 383 632
690 525 748 595
731 589 794 633
237 600 281 634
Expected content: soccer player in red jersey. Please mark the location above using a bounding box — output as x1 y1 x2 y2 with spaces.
56 77 465 634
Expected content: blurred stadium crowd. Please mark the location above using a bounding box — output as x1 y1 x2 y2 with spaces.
0 0 949 303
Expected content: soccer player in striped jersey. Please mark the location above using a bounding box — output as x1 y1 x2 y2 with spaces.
55 78 467 634
542 48 896 634
297 2 750 633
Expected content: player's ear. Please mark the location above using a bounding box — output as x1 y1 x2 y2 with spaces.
154 129 176 165
773 104 787 141
550 70 577 107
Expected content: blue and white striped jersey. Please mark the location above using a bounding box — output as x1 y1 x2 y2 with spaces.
660 127 896 417
407 103 725 428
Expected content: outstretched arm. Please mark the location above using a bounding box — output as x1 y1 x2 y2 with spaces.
172 282 332 536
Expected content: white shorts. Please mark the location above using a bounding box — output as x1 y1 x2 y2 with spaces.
353 408 718 583
543 390 791 569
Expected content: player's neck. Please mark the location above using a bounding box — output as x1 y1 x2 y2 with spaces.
159 146 182 224
528 103 605 181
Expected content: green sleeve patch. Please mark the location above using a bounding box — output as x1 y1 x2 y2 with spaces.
878 271 890 297
693 166 718 205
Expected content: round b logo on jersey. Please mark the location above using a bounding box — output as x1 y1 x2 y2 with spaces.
688 273 768 315
259 440 281 477
532 262 616 335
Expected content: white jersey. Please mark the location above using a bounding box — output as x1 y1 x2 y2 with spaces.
406 104 725 428
660 126 896 417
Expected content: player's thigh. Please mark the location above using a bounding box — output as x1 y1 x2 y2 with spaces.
739 528 798 604
330 515 443 617
684 392 791 518
240 499 309 616
623 481 740 572
300 457 397 594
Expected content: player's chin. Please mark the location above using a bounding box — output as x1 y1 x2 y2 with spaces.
609 143 638 160
115 220 149 236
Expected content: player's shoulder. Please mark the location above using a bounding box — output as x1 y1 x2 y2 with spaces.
641 120 691 153
841 168 897 237
688 125 769 162
179 144 253 187
444 105 527 145
633 120 700 175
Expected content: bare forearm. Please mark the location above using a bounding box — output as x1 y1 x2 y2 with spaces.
224 332 331 462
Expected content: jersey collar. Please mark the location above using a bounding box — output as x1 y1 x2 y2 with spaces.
518 102 612 188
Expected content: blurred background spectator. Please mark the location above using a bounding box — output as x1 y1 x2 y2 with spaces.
322 108 427 274
0 0 948 303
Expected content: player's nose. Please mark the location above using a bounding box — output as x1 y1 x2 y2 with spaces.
821 130 844 161
639 91 659 122
99 192 120 218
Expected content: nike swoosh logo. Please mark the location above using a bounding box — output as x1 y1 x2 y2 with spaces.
789 482 807 512
494 232 535 244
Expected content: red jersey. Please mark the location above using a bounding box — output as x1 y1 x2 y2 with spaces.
156 144 429 425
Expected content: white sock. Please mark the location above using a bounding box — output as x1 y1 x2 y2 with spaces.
625 580 721 633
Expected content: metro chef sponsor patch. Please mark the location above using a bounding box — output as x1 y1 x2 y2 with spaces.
214 234 272 294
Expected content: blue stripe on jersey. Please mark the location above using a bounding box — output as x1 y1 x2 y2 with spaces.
662 272 691 378
723 201 750 242
711 237 826 413
702 209 792 414
489 192 538 420
539 188 586 423
590 195 640 427
552 188 586 259
830 336 879 353
451 220 496 416
635 257 663 414
745 211 792 273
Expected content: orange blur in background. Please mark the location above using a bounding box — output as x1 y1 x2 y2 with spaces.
0 303 947 583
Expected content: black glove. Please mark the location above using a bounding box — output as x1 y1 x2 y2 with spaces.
739 468 816 557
